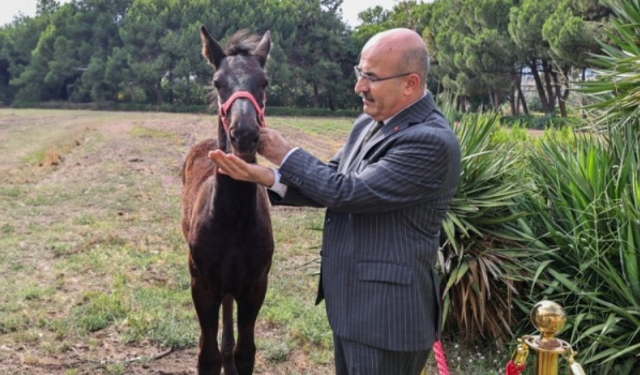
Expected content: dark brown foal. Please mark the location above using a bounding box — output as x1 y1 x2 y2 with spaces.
181 27 274 375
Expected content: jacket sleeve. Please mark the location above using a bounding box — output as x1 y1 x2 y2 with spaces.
278 130 455 214
268 147 343 208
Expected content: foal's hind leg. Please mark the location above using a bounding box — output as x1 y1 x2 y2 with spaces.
191 277 223 375
234 278 268 375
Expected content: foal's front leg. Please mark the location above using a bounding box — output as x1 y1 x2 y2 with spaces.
234 278 269 375
191 277 223 375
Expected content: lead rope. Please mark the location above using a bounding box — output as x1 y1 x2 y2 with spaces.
426 340 526 375
433 339 450 375
420 338 450 375
505 360 525 375
505 340 529 375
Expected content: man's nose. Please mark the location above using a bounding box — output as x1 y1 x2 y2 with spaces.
354 76 367 94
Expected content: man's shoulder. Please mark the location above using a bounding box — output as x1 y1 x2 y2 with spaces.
410 107 452 135
400 108 458 150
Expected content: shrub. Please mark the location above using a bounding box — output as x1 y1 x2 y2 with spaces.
10 101 361 118
439 113 541 344
525 129 640 375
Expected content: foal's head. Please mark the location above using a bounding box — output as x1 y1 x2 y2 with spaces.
200 27 270 162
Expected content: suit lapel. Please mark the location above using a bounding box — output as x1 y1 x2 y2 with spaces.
349 92 437 170
340 117 374 173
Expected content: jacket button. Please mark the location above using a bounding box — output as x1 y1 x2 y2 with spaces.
326 217 332 224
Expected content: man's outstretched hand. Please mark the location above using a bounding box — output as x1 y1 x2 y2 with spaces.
208 150 275 187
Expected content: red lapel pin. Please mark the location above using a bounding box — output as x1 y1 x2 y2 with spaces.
393 125 400 132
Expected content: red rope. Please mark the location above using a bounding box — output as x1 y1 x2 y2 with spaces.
433 340 450 375
505 360 525 375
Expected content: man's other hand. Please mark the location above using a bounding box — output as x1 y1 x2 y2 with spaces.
258 128 293 166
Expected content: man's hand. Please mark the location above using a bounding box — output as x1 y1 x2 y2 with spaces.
208 150 276 187
258 128 293 166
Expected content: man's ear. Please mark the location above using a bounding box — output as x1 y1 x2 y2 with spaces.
200 25 225 69
405 73 422 93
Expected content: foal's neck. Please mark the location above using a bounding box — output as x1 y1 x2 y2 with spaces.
213 173 259 217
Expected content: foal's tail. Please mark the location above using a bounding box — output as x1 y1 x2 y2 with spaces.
221 294 235 367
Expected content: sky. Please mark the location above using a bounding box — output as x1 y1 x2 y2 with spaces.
0 0 414 28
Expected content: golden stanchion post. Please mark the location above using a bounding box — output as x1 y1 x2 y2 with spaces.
515 300 586 375
524 301 570 375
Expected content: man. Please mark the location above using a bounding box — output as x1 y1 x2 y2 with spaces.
209 28 461 375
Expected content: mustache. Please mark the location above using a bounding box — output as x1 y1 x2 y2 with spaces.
360 93 374 101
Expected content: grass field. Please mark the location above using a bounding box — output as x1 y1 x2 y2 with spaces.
0 109 508 375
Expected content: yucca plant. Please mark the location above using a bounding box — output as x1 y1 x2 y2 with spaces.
439 113 541 344
526 129 640 375
579 0 640 129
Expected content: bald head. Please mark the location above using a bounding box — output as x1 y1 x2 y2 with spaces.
363 28 430 86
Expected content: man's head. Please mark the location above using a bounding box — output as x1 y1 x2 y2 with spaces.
355 28 429 121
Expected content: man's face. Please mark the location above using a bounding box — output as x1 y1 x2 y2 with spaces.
354 46 406 122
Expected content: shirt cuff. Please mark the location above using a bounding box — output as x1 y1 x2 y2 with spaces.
268 168 288 197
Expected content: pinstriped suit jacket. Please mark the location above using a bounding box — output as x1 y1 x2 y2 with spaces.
270 92 461 352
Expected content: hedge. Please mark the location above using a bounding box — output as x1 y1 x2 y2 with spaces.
10 101 361 118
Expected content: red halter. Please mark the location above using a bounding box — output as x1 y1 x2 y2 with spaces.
218 91 266 134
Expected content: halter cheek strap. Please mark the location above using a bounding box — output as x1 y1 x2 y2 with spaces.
218 91 266 134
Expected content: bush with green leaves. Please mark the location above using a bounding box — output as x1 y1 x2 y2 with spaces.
526 129 640 375
579 0 640 128
439 112 541 344
523 1 640 373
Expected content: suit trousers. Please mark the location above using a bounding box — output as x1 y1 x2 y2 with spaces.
333 334 430 375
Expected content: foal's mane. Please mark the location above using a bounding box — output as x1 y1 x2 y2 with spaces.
224 30 263 57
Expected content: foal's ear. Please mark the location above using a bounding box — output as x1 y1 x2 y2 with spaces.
253 31 271 67
200 25 225 69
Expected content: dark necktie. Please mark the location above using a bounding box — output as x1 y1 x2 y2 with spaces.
362 121 384 144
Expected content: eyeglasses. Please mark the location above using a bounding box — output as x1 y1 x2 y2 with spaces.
354 66 412 83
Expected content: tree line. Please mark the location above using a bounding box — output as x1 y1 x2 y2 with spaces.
0 0 613 115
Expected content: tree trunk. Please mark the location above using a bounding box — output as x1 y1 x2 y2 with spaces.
156 81 163 106
542 59 556 115
312 81 320 108
167 72 173 105
562 67 571 111
518 84 528 115
516 67 528 115
581 68 587 119
528 59 550 115
552 66 571 118
509 89 517 116
552 71 567 117
186 76 191 105
328 93 335 111
488 90 500 110
457 96 467 113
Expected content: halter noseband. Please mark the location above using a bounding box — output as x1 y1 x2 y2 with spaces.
218 91 266 134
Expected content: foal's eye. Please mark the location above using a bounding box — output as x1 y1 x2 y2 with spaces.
263 80 269 88
213 80 222 89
